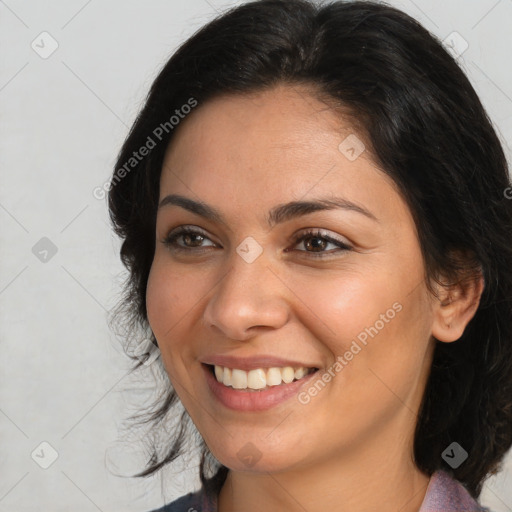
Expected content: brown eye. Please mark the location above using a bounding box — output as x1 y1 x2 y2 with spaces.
162 226 216 251
288 229 352 258
303 235 328 252
180 232 205 247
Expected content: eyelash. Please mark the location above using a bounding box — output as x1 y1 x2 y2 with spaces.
161 226 352 258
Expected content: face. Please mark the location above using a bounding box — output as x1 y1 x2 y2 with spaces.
146 84 437 474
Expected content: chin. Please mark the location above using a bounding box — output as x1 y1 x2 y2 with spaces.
209 440 308 474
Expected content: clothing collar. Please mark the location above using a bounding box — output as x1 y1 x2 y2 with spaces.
418 469 487 511
202 468 487 512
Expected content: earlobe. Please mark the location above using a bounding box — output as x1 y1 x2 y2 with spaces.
431 269 485 343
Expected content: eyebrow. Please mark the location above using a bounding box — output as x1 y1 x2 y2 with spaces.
158 193 378 227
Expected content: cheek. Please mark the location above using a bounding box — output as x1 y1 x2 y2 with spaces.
288 268 399 350
146 263 189 385
145 260 209 368
293 264 431 386
145 264 168 335
146 258 195 326
145 262 188 351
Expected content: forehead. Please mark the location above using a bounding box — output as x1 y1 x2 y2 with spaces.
163 84 349 170
159 84 405 227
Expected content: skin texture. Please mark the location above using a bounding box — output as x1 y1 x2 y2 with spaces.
146 84 484 512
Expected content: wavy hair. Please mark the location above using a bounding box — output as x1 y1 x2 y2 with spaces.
107 0 512 499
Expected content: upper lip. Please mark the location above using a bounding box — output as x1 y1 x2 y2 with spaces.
200 355 320 371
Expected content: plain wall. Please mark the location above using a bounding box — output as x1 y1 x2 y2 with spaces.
1 0 511 510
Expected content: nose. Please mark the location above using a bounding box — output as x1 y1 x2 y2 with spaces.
202 250 290 341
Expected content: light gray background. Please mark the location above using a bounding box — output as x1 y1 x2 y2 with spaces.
1 0 511 511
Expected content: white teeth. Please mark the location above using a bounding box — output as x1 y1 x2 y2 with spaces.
231 368 247 389
281 366 295 383
294 367 306 379
266 367 282 386
247 369 267 389
212 364 315 390
222 367 232 386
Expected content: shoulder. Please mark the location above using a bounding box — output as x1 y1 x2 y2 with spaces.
419 469 494 512
146 489 207 512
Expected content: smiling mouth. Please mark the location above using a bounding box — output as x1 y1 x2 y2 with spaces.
205 363 319 392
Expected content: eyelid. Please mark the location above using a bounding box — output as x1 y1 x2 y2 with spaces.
165 224 211 239
161 224 219 246
290 227 350 246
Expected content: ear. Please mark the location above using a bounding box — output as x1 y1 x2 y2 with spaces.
431 260 485 343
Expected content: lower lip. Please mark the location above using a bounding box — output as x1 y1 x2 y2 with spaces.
202 364 319 412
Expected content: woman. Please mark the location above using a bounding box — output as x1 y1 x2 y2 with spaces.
107 1 512 511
